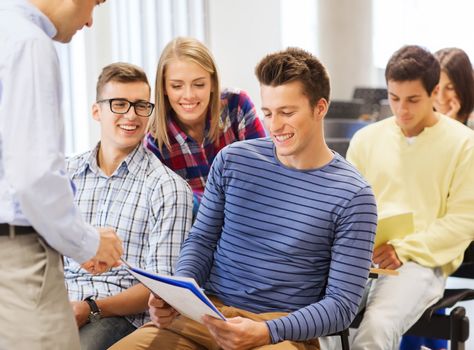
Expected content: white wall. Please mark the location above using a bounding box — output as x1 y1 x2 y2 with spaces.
82 4 115 147
318 0 379 100
206 0 379 107
207 0 282 116
78 0 382 149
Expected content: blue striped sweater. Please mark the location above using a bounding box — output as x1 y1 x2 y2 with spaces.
175 137 377 342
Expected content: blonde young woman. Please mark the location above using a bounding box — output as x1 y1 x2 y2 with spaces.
145 37 265 215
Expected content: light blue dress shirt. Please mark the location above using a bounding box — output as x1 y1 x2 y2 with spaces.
0 0 99 263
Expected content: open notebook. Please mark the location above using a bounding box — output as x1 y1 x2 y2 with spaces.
123 262 225 324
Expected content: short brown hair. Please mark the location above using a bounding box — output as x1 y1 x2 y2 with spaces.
255 47 330 107
385 45 440 95
96 62 150 101
147 37 221 152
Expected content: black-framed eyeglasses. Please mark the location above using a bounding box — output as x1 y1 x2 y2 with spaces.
96 98 155 117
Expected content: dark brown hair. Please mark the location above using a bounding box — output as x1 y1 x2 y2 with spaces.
435 48 474 122
255 47 330 107
385 45 440 95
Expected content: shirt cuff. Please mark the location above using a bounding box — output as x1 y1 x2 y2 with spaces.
388 239 409 265
76 224 100 263
265 320 281 344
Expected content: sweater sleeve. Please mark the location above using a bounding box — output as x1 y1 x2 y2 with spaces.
174 149 226 284
390 139 474 275
266 186 377 342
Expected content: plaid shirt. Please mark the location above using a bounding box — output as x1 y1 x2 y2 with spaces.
145 88 266 204
64 143 193 328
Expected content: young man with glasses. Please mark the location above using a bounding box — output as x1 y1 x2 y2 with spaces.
63 62 193 350
0 1 123 349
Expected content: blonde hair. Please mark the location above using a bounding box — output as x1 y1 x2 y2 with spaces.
148 37 221 151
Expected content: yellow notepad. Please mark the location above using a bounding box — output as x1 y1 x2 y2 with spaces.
374 212 414 248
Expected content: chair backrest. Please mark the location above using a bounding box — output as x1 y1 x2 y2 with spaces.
326 138 351 158
324 119 371 138
352 87 388 105
352 87 389 118
377 99 392 120
324 119 371 158
326 100 370 119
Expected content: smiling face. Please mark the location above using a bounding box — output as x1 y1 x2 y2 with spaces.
434 70 459 116
387 79 438 137
261 81 328 169
164 59 213 132
93 81 149 156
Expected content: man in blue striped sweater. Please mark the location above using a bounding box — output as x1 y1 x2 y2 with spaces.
111 48 378 350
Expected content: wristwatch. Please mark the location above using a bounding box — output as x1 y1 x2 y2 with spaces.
84 296 101 323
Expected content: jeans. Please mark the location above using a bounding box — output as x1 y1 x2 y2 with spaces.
79 316 136 350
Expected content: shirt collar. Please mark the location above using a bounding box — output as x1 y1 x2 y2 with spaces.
168 117 189 146
77 142 146 177
5 0 58 39
124 143 147 174
167 111 213 146
75 143 100 176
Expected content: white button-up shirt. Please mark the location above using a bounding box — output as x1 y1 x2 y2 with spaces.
0 0 98 263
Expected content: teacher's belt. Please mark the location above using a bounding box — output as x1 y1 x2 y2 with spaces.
0 224 36 238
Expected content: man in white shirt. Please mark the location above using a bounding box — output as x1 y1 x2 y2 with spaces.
0 1 123 349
